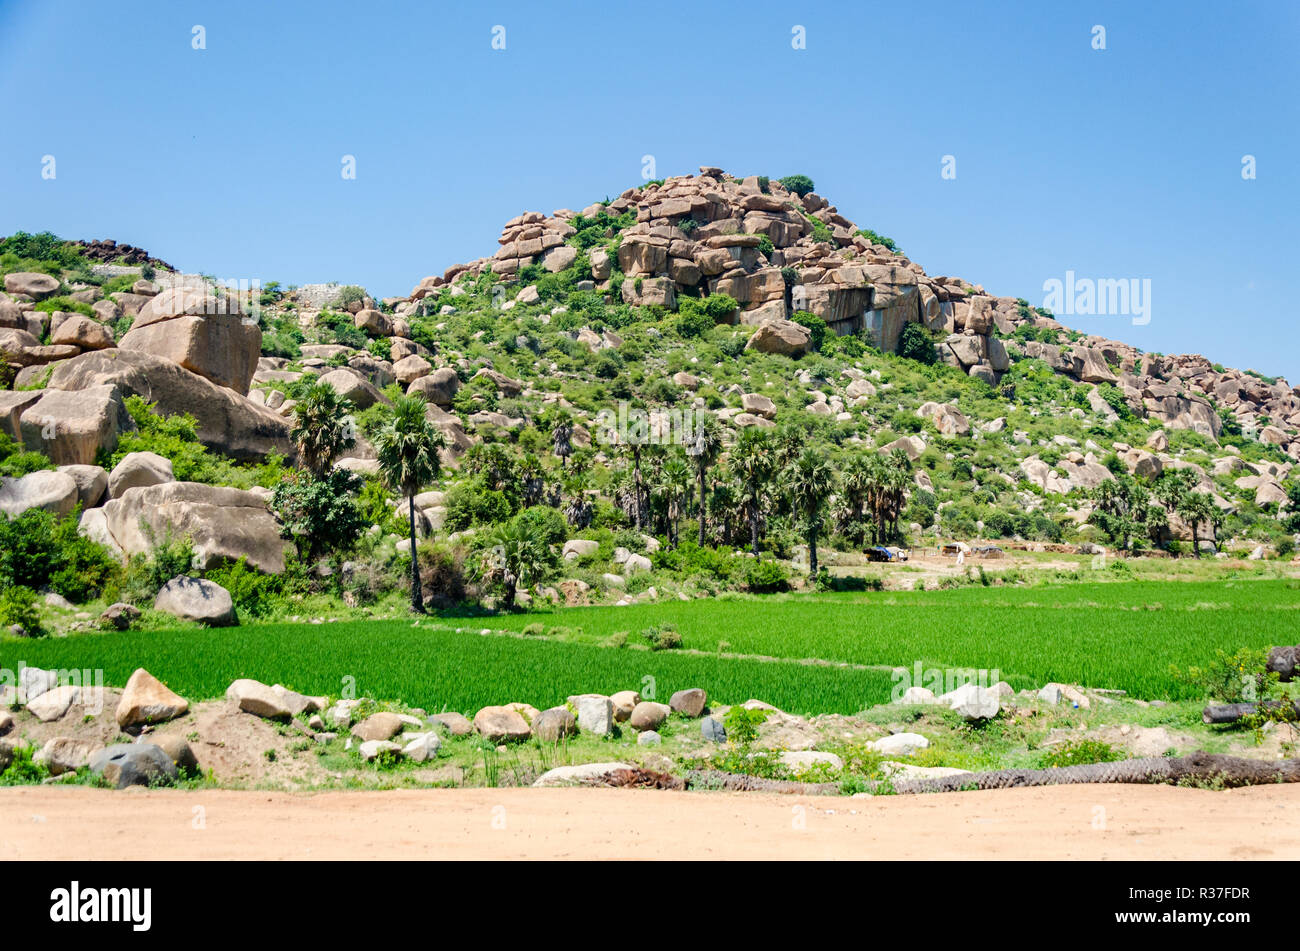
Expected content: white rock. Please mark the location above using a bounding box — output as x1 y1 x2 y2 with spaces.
778 750 843 771
939 683 1001 720
869 733 930 756
532 762 633 787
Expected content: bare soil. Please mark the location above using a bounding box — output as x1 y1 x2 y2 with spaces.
2 783 1295 860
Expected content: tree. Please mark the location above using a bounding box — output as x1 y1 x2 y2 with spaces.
787 448 836 577
373 394 446 613
1089 474 1151 551
1178 491 1218 558
778 174 815 196
269 468 367 564
551 412 573 469
658 455 692 548
683 412 723 548
1151 468 1195 516
481 519 553 610
290 381 356 477
731 428 776 555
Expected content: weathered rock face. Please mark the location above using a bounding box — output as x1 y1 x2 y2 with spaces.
472 705 532 742
408 366 460 407
90 743 178 788
154 575 237 626
0 469 80 517
103 481 287 574
318 368 388 410
113 287 259 390
19 384 132 465
45 350 293 462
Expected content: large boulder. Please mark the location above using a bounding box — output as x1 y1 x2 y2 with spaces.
50 315 114 350
118 288 259 394
318 368 388 410
44 350 293 462
225 678 292 719
393 354 432 387
103 481 287 574
0 390 43 441
19 384 132 465
36 737 102 776
3 272 60 299
0 469 80 517
58 464 108 507
107 451 174 497
115 668 189 730
407 367 460 407
154 576 237 626
745 319 811 356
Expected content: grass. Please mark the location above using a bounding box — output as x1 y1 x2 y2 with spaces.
5 579 1293 717
470 579 1300 700
1 621 894 716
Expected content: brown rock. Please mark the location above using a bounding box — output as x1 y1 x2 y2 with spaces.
115 668 189 730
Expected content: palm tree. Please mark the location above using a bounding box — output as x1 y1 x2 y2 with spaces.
787 447 836 577
551 412 574 469
1152 468 1195 516
1178 490 1217 558
373 393 446 612
562 470 594 529
483 520 551 610
290 381 356 476
683 411 723 548
731 428 776 555
658 455 692 549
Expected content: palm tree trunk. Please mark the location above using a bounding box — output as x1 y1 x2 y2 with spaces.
749 493 760 556
697 467 706 548
633 447 643 531
408 494 425 613
808 522 818 577
1192 521 1201 558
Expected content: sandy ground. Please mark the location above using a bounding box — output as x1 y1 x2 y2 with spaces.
2 783 1296 860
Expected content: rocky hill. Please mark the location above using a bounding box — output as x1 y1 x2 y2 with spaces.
1 167 1298 622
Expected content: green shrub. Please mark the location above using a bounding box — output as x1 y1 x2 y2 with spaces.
1038 739 1125 769
790 310 829 352
0 431 54 478
857 229 899 253
269 468 367 563
642 623 682 651
0 585 43 635
897 322 937 365
744 559 790 593
0 508 118 602
723 704 769 745
778 174 815 196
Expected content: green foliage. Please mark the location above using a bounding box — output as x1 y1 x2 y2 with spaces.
641 623 682 651
1038 739 1125 769
1172 647 1273 704
0 508 117 603
0 431 54 478
897 322 937 365
269 468 368 563
204 559 288 619
744 559 790 593
790 310 829 352
333 285 367 310
316 309 367 349
778 174 815 196
0 585 43 635
34 296 95 318
0 745 51 786
674 294 737 338
261 312 304 359
723 704 769 745
857 229 899 253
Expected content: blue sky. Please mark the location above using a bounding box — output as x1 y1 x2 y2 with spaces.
1 0 1296 378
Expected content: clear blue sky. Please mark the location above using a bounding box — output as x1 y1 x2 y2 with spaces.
2 0 1296 379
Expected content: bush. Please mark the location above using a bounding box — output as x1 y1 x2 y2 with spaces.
0 508 118 602
512 506 567 546
1038 739 1125 769
790 311 829 352
857 229 899 253
269 468 367 563
897 322 937 365
641 624 682 651
0 431 53 478
0 585 43 635
744 559 790 593
204 559 284 619
417 542 469 609
778 174 815 196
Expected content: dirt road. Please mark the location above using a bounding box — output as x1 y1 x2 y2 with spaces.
2 784 1294 860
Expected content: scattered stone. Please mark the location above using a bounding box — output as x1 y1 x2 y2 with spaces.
869 733 930 756
568 694 614 735
89 743 177 788
359 740 402 762
610 690 640 722
778 750 843 771
472 705 532 742
115 668 189 730
629 701 670 732
402 732 442 762
532 762 634 787
700 717 726 743
107 450 174 497
152 735 198 773
225 678 293 720
429 711 473 735
27 685 81 722
351 712 404 742
669 687 707 718
532 706 578 743
939 683 1001 720
637 730 662 746
36 737 102 775
900 686 937 704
